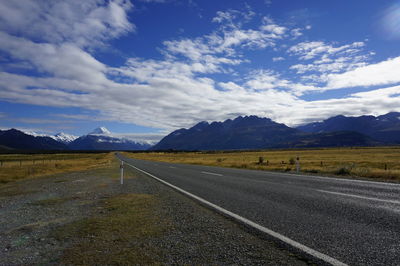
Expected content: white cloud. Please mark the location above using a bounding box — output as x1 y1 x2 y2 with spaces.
138 0 166 2
211 8 255 27
291 28 303 38
0 32 107 84
0 2 398 132
290 56 368 75
380 3 400 40
162 11 290 67
287 40 372 87
212 10 237 24
16 118 72 124
112 133 165 145
264 0 272 6
288 41 365 60
272 56 285 62
276 85 400 126
261 24 287 35
0 0 134 48
326 56 400 89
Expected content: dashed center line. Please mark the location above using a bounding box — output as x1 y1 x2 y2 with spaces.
119 157 347 266
317 189 400 205
169 166 176 169
201 171 223 176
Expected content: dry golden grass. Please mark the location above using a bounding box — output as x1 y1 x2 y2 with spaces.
0 153 114 184
54 193 167 264
123 146 400 181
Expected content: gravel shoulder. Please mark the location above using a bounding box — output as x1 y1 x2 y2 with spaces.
0 159 309 265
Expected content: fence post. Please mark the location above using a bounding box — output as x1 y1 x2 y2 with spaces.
120 161 124 185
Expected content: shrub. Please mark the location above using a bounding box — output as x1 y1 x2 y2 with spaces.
258 157 264 164
305 169 319 174
289 158 295 165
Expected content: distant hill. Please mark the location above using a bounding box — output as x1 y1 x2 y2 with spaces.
152 116 299 150
2 127 152 151
152 116 380 150
285 131 380 148
50 132 78 144
0 129 67 150
68 134 151 150
68 127 151 150
3 112 397 152
297 112 400 144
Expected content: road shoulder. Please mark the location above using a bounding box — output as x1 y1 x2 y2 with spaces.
0 162 309 265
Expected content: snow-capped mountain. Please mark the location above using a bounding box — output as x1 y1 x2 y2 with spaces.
22 130 78 144
68 127 153 150
89 127 111 135
22 130 49 137
50 132 78 144
9 127 156 150
1 129 67 150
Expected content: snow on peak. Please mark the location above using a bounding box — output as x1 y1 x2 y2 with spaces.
89 127 111 135
21 130 77 144
22 130 48 137
51 132 78 143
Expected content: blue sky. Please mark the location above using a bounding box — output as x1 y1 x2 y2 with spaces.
0 0 400 140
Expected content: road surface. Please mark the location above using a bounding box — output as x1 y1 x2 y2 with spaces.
117 153 400 265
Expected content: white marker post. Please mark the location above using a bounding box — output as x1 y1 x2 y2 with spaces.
296 156 300 173
120 161 124 185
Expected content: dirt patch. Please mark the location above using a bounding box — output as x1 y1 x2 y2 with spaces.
54 194 167 264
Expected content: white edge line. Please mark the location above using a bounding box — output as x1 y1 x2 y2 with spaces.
201 171 223 176
119 157 347 266
317 189 400 205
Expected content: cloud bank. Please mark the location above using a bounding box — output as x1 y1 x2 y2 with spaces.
0 0 399 133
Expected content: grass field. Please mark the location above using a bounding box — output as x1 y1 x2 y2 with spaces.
54 193 167 264
123 146 400 181
0 153 114 184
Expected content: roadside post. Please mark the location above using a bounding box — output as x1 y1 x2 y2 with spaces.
120 161 124 185
296 156 300 173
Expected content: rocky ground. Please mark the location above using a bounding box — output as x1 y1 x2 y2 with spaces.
0 160 310 265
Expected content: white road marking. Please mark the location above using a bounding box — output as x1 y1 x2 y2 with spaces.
317 189 400 205
201 171 223 176
169 166 176 169
280 172 400 187
119 157 347 266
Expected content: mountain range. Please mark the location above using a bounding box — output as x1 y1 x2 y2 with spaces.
0 129 68 151
1 112 399 151
0 127 151 151
297 112 400 144
22 131 78 144
152 115 383 150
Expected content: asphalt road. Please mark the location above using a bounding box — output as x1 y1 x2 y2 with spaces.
117 153 400 265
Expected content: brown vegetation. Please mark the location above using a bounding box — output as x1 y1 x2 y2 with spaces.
54 193 167 264
123 146 400 181
0 153 114 184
